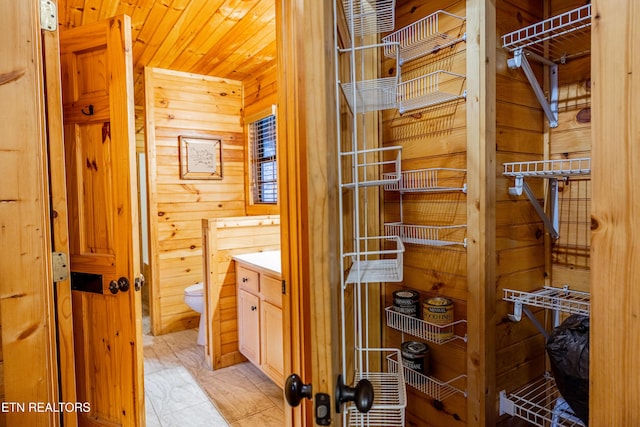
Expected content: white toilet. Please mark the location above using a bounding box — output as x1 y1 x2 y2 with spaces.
184 282 206 346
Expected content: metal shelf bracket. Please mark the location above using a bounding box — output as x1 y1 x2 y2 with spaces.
508 49 559 128
509 176 559 239
499 390 514 416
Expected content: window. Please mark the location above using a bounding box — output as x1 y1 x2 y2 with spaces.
248 112 277 205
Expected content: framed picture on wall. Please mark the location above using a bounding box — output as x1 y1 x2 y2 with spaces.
178 136 223 180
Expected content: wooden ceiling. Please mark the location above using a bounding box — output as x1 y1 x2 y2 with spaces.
57 0 277 103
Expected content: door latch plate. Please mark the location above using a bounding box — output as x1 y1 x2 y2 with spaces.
52 252 69 282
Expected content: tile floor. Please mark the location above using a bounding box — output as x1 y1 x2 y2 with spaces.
143 328 284 427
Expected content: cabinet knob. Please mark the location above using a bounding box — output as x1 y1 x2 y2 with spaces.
242 277 248 283
251 305 257 311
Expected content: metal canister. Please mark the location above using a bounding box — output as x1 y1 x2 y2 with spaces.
401 341 430 375
392 289 420 318
423 296 454 340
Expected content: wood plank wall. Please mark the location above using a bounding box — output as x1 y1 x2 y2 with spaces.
243 60 278 119
549 0 591 293
202 215 280 369
382 1 469 425
494 1 548 414
145 67 245 334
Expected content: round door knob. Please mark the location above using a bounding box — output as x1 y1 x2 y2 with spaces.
335 374 374 413
118 277 130 292
284 374 312 407
108 280 119 294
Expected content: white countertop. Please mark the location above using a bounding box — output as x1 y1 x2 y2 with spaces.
232 250 281 276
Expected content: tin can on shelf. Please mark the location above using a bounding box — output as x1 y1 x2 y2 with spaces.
401 341 430 375
392 289 420 318
423 296 454 340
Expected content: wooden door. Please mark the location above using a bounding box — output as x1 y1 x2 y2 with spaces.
59 15 143 427
237 289 261 365
277 0 341 425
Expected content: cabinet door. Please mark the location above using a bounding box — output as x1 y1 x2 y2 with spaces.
261 300 284 386
237 289 260 365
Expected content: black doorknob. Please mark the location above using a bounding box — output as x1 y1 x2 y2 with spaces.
108 280 119 294
284 374 312 407
117 276 130 292
335 374 374 413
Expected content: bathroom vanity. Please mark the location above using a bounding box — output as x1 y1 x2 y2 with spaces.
233 251 283 387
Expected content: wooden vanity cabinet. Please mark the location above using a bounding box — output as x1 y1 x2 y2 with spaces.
236 263 284 387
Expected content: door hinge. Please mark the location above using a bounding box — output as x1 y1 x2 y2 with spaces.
52 252 69 282
282 279 286 295
40 0 57 32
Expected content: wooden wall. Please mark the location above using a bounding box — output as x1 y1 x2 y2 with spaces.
493 0 547 413
382 1 470 425
243 60 278 119
202 215 281 369
145 67 245 335
549 0 592 293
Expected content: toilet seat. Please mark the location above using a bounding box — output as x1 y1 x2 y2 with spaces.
184 282 204 296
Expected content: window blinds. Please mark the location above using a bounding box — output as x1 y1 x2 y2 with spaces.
250 115 277 204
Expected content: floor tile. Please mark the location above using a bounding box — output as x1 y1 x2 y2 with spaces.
145 366 209 417
159 401 229 427
229 405 285 427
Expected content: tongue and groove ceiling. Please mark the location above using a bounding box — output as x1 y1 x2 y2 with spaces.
57 0 277 101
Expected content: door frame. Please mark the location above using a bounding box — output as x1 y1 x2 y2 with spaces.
0 1 60 425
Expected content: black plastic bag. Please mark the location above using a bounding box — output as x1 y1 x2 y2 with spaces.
545 314 589 425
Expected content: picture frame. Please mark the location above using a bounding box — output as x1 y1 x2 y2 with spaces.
178 136 223 180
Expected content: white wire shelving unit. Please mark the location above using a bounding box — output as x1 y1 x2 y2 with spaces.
503 158 591 178
503 158 591 240
499 373 585 427
501 4 592 127
345 236 405 284
346 348 407 427
341 146 402 189
503 286 590 321
385 306 467 345
383 168 467 193
384 223 467 247
386 352 466 402
382 10 466 65
500 286 590 427
342 0 396 37
335 1 408 423
397 70 466 114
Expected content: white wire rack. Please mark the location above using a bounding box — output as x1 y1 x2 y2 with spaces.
345 236 405 284
503 286 590 317
386 353 466 401
342 0 396 37
499 374 585 427
503 158 591 178
382 10 466 65
383 168 467 193
342 146 402 189
339 42 400 113
501 4 591 62
384 223 467 247
346 348 407 427
385 306 467 345
397 70 466 114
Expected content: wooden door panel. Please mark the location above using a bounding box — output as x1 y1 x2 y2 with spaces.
60 15 142 427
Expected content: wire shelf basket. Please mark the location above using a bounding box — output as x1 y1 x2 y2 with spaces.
382 10 466 65
383 168 467 193
503 286 590 317
502 4 591 62
397 70 466 114
384 223 467 247
341 146 402 189
346 348 407 427
385 307 467 345
499 374 585 427
341 77 398 113
503 158 591 178
345 236 405 284
386 353 466 401
342 0 396 37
